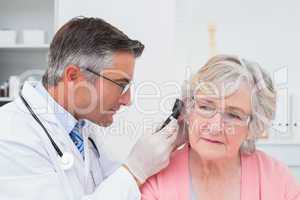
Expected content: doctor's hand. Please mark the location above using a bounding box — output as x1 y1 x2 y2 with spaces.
124 119 179 185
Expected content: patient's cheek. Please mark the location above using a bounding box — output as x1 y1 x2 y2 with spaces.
188 121 199 141
227 130 247 153
188 121 204 147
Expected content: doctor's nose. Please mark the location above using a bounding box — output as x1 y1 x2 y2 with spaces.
119 89 131 106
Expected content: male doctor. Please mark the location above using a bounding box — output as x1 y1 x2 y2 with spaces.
0 17 179 199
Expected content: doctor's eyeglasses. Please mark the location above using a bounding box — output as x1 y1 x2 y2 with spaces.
85 68 131 95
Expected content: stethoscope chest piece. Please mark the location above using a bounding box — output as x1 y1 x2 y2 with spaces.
60 152 74 170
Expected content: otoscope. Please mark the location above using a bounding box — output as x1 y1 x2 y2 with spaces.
156 98 184 132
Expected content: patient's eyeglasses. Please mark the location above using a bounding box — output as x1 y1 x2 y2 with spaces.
85 68 131 95
192 96 251 126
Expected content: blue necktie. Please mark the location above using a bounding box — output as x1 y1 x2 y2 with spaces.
69 120 85 158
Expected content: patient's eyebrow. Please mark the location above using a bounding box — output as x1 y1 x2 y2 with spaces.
226 106 248 115
198 98 216 105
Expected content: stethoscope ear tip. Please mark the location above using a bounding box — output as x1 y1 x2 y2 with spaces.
60 152 74 170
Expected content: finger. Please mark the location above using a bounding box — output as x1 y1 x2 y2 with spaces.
162 129 178 141
165 130 178 143
165 140 177 155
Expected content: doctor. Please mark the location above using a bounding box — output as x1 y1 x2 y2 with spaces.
0 17 179 199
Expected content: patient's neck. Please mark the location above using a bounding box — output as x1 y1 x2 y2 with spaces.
189 148 241 180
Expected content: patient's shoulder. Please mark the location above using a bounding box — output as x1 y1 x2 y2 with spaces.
243 150 300 198
243 149 289 174
146 144 189 182
162 144 189 175
140 145 190 199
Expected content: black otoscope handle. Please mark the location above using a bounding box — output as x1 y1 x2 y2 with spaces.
155 99 184 133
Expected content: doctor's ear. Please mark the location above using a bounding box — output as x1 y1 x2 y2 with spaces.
63 65 84 83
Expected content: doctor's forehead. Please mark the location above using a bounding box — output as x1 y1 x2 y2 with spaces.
101 52 135 79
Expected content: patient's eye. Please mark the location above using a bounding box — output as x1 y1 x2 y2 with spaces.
227 112 242 120
199 105 214 111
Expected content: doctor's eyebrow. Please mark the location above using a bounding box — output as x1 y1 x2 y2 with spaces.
112 78 131 83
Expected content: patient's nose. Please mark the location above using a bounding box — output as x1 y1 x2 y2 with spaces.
208 112 225 135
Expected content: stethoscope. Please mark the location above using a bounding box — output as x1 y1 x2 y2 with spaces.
19 92 99 170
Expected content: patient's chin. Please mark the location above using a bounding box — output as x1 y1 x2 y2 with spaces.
191 139 226 160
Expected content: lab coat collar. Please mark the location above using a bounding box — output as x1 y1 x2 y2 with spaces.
18 81 122 180
34 81 77 134
17 81 62 126
17 81 88 165
17 81 100 190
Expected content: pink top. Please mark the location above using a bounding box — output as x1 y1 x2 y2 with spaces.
141 145 300 200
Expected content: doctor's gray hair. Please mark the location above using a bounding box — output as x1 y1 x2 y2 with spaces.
43 16 144 86
181 54 277 154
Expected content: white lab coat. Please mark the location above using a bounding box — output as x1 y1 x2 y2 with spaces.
0 81 141 200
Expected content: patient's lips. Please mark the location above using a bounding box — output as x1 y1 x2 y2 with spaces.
200 137 224 144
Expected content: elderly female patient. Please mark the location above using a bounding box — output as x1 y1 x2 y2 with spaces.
141 55 300 200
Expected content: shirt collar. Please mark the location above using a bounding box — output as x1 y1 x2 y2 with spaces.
34 81 78 134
